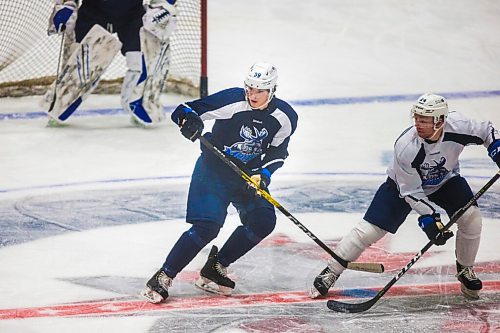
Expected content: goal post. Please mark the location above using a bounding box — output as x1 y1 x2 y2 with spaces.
0 0 207 98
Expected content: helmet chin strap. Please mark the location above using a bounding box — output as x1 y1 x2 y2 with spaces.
427 123 444 141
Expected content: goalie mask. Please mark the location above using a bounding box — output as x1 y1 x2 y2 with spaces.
411 93 448 130
244 62 278 104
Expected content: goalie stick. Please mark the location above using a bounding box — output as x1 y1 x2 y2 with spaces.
327 169 500 313
48 32 66 112
199 135 384 274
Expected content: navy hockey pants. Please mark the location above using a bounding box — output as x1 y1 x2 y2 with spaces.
75 5 144 55
186 155 275 226
364 176 474 234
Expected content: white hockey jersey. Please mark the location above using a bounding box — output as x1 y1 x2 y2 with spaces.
387 111 498 215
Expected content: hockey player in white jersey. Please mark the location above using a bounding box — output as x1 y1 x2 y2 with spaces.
310 93 500 300
45 0 177 127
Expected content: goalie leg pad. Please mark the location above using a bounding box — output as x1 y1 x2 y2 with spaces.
45 24 122 123
141 29 170 122
120 51 154 125
121 29 171 126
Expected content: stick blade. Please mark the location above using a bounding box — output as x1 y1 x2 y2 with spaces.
347 262 384 273
327 298 377 313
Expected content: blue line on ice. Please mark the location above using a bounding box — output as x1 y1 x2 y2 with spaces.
2 90 499 120
340 288 379 298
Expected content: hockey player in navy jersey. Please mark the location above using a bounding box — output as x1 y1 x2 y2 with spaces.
142 62 298 303
46 0 177 127
310 93 500 300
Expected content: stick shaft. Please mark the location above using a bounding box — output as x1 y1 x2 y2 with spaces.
199 136 384 273
48 33 66 112
327 170 500 313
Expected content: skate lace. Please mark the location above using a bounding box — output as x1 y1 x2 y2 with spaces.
215 262 228 277
319 268 338 287
158 271 172 289
456 266 477 281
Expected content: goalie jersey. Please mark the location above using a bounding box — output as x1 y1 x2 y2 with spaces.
172 87 298 175
76 0 145 22
387 111 498 215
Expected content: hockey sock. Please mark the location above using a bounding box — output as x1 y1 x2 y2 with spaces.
455 206 482 266
330 219 387 274
218 207 276 267
162 222 219 277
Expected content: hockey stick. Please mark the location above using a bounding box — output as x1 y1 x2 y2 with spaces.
199 135 384 273
327 169 500 313
48 32 66 113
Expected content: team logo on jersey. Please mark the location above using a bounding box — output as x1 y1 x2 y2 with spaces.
420 156 449 186
224 125 268 163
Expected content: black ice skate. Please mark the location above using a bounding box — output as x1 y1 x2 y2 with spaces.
141 268 173 304
195 245 235 296
456 261 482 299
309 266 339 299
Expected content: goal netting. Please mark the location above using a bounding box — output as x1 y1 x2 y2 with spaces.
0 0 207 97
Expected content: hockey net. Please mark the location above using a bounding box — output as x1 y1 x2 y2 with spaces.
0 0 206 97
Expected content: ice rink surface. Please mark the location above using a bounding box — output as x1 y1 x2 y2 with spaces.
1 1 500 332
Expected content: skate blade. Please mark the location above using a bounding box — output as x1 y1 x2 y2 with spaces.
141 287 165 304
460 284 480 300
46 118 66 128
130 116 148 128
194 277 232 296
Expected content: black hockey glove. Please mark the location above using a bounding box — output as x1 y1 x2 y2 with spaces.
488 140 500 168
418 213 454 246
180 109 204 141
243 171 271 198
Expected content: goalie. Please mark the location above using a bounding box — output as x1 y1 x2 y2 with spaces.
44 0 177 127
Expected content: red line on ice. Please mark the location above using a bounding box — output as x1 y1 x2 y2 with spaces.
1 280 499 320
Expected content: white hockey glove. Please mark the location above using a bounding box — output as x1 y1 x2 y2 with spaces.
142 0 178 41
48 0 78 35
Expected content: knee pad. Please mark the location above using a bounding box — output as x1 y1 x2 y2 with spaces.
242 207 276 243
456 206 482 239
187 221 220 248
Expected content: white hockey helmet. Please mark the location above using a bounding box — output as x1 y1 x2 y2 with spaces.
411 93 448 128
244 62 278 102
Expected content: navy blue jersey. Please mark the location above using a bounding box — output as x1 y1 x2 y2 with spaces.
172 88 298 175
